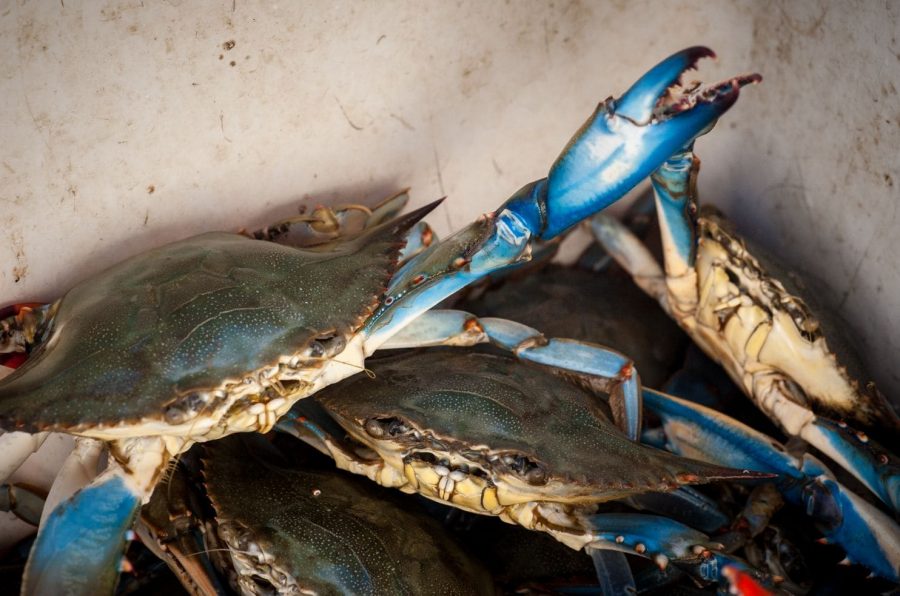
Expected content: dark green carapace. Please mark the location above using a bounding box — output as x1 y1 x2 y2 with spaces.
463 266 686 388
317 350 747 494
0 206 430 432
203 436 492 595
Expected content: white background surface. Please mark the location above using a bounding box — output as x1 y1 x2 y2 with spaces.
1 0 898 401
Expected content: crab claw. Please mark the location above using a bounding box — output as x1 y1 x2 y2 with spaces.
365 49 759 352
585 512 721 572
502 48 760 239
803 416 900 514
615 46 716 122
23 467 141 595
643 387 900 583
586 511 777 589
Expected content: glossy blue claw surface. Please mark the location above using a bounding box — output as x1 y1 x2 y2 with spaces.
23 472 141 595
615 46 716 123
503 53 759 240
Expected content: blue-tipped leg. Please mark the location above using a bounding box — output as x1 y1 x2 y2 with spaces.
23 469 141 595
643 387 900 582
585 512 720 570
803 416 900 514
378 309 642 440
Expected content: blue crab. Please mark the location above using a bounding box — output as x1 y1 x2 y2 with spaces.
139 433 494 595
591 144 900 520
279 348 773 590
0 47 757 593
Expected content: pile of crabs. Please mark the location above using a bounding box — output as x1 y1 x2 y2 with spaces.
0 47 897 595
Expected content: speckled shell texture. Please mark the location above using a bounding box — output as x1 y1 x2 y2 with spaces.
0 211 421 432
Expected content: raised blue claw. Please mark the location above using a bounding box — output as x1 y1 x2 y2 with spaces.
504 50 760 239
367 50 758 358
643 387 900 582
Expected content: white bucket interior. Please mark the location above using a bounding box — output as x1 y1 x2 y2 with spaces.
1 1 897 403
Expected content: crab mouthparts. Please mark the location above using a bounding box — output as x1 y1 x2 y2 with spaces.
655 73 762 121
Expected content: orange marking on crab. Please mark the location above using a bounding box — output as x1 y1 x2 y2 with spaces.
721 565 773 596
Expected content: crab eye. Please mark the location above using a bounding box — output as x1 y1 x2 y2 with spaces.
501 454 548 485
163 392 207 425
364 418 384 437
364 417 410 438
308 333 347 359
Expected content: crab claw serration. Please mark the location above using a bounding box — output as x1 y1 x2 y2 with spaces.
615 46 717 123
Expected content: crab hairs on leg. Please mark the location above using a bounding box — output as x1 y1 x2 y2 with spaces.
380 309 642 441
363 48 759 353
22 437 170 595
642 387 900 582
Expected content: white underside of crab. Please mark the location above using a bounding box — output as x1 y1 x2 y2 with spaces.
663 218 862 437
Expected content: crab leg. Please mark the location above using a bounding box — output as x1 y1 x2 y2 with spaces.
22 437 170 595
624 485 731 535
0 431 48 484
380 309 642 441
590 212 669 309
38 437 104 526
397 221 436 265
363 48 758 354
642 387 900 582
529 508 767 586
578 188 657 273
